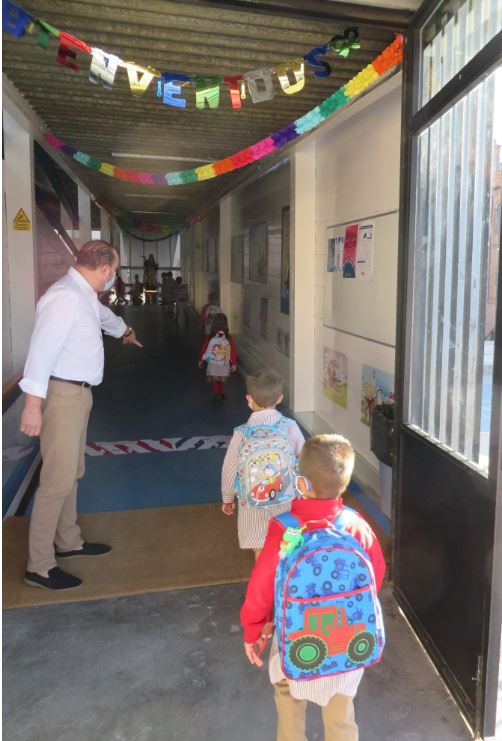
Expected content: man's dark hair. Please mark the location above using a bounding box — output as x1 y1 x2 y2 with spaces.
76 240 118 270
167 271 173 278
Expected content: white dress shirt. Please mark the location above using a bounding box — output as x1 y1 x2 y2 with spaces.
20 267 127 398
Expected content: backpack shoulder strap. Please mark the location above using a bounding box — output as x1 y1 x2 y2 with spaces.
333 506 358 531
274 512 303 530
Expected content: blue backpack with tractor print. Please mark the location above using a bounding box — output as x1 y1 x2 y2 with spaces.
273 509 385 680
234 417 297 509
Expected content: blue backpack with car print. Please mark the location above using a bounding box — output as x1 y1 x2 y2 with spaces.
273 509 385 680
234 417 297 509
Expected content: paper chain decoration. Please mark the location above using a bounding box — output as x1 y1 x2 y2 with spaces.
3 0 361 110
43 36 403 192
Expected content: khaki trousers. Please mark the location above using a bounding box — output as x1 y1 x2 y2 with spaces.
27 381 93 574
274 680 358 741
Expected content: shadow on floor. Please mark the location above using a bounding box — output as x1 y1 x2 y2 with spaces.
3 584 471 741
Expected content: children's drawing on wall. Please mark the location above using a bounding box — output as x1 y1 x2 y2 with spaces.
260 297 268 339
361 365 394 426
231 235 244 284
249 222 268 284
280 206 290 314
276 328 290 357
356 222 375 279
343 224 358 278
208 237 218 274
327 234 344 273
323 348 348 409
243 300 251 329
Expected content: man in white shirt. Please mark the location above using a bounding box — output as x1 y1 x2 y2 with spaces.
19 240 142 591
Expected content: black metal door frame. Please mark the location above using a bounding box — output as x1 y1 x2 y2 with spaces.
394 9 502 737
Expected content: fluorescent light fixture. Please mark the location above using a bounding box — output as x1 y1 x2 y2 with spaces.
124 193 190 199
130 210 174 215
112 152 213 163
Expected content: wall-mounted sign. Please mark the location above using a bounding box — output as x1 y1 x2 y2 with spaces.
13 208 31 231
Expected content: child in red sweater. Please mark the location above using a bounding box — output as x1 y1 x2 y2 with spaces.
198 313 237 405
241 434 386 741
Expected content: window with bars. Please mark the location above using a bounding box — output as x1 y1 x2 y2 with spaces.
419 0 501 108
407 67 501 473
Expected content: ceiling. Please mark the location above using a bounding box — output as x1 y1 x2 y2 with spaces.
3 0 413 228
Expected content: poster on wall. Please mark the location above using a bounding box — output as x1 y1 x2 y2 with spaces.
327 234 344 273
323 349 348 409
276 328 290 357
280 206 290 314
208 236 218 274
360 365 394 426
356 222 375 279
249 222 268 284
260 297 268 339
201 241 208 272
343 224 358 278
231 235 244 284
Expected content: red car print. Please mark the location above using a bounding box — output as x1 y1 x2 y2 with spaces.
287 606 375 670
251 475 284 502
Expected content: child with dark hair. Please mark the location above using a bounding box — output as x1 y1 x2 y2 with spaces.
198 313 237 405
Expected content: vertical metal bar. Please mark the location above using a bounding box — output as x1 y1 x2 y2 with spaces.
451 96 471 451
422 124 437 432
439 107 455 445
409 133 428 427
430 112 447 438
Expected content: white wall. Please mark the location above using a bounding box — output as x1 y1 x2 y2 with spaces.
312 77 401 492
3 191 14 382
182 206 220 309
228 161 292 402
2 108 37 381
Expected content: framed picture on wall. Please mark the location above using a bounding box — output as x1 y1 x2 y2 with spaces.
208 237 217 274
260 297 268 340
281 206 290 314
249 222 268 284
231 235 244 284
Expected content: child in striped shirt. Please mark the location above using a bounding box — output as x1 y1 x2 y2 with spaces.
221 369 305 559
240 434 386 741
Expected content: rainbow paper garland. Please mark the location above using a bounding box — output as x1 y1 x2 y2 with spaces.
44 36 403 187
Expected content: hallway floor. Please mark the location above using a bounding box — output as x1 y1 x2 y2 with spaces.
4 306 472 739
3 584 471 741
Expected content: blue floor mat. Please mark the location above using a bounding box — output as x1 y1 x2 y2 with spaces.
77 448 226 513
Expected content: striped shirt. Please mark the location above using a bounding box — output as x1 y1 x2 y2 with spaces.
268 633 363 705
221 409 305 549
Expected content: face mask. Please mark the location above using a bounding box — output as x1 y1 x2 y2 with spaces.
104 272 116 291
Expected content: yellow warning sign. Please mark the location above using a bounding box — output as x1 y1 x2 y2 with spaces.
13 208 31 231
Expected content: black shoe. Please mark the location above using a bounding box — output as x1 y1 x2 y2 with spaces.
212 395 220 406
24 567 82 591
55 542 112 558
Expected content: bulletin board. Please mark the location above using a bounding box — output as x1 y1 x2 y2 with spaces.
323 211 398 346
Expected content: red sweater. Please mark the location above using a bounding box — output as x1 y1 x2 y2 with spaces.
240 497 386 643
199 335 237 365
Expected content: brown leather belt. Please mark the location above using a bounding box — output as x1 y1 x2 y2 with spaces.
49 376 92 389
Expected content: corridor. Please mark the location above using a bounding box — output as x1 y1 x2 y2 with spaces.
3 307 470 741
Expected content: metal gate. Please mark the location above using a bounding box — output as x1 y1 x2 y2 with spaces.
394 2 501 735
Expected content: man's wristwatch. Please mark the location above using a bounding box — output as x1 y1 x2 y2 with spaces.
123 326 133 338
